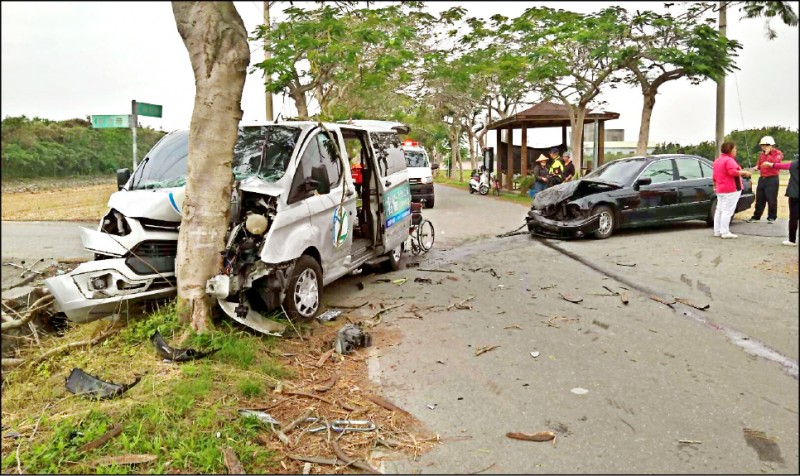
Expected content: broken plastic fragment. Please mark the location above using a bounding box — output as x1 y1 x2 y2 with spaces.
150 330 219 362
530 351 540 358
316 310 342 322
570 387 589 395
333 323 372 355
65 368 141 399
239 409 280 426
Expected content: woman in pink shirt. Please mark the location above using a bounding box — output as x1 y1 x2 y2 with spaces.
712 141 752 239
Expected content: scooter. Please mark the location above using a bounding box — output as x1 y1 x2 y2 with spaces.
468 166 490 195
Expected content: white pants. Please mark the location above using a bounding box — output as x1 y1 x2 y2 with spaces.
714 190 741 235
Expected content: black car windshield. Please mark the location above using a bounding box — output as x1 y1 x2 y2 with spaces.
129 126 302 190
404 150 429 167
584 158 647 186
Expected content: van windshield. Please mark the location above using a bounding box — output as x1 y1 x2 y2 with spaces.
404 149 429 168
129 126 302 190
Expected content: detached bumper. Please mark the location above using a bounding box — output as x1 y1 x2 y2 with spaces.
526 210 601 239
44 259 175 323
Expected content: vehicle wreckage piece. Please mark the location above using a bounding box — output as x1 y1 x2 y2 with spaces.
65 368 141 399
333 323 372 355
150 330 218 362
526 180 620 239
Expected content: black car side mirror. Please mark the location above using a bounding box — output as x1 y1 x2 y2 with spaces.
634 177 652 190
116 168 131 190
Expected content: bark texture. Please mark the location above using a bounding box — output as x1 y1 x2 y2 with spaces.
172 1 250 332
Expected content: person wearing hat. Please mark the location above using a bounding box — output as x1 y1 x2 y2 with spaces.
530 154 549 197
747 135 784 223
547 151 565 187
562 151 576 182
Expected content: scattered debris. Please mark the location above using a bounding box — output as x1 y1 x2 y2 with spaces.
601 285 619 295
530 351 540 358
334 323 372 355
426 404 437 410
413 277 433 284
366 394 411 416
406 262 421 268
417 268 454 273
539 284 556 290
303 462 312 474
316 309 343 322
616 261 636 267
475 345 500 357
649 295 676 308
222 446 245 474
447 296 475 311
239 409 281 426
591 319 610 330
313 374 338 393
373 278 391 283
469 462 497 474
3 431 21 440
678 439 703 445
559 293 583 304
331 438 382 474
283 391 334 405
675 298 710 311
541 316 580 328
92 454 157 466
316 348 335 368
288 455 338 466
620 291 629 305
446 275 460 282
330 419 376 433
362 303 403 328
327 301 368 309
570 387 589 395
504 325 521 330
150 330 218 362
506 431 556 442
65 368 141 399
392 278 407 285
79 423 123 452
487 269 500 279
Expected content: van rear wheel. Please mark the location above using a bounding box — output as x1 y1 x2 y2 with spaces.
381 244 403 272
283 255 322 321
425 198 435 209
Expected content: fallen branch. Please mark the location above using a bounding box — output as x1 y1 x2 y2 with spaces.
79 423 122 452
332 439 382 474
417 268 453 273
675 298 710 311
447 296 474 311
677 439 702 445
1 295 54 331
283 408 315 434
25 326 120 368
313 374 338 393
287 455 338 466
283 391 334 405
475 345 500 357
649 295 676 308
469 462 496 474
222 446 245 474
315 349 335 368
366 394 410 416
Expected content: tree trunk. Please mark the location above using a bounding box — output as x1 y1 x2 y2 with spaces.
451 124 462 182
290 87 310 119
637 89 656 155
172 2 250 333
569 106 587 174
467 128 477 171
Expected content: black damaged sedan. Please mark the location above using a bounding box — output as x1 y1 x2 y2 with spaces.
526 154 755 239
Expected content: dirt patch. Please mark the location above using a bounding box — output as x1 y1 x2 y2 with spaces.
1 183 116 221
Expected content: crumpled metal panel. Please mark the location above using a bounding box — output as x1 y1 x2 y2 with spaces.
65 368 141 399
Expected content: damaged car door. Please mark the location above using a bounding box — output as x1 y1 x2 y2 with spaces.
628 158 680 224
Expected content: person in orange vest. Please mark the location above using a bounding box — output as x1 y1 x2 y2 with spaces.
351 160 363 196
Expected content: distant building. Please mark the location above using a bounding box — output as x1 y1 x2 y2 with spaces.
570 126 655 157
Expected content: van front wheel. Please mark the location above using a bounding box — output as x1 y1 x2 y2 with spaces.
283 255 322 321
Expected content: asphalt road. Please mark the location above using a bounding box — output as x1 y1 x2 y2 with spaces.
1 184 797 473
322 184 799 474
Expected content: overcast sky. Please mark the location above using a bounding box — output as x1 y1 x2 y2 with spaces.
2 1 798 148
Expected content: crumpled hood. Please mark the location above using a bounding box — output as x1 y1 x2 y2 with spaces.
532 179 621 210
237 176 285 197
107 187 185 222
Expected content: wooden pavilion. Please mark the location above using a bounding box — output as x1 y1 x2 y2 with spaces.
486 102 620 190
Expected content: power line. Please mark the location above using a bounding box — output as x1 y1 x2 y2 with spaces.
732 71 752 167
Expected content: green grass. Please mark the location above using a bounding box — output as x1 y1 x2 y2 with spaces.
1 302 288 474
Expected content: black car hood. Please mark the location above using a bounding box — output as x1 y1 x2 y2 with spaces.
532 179 622 210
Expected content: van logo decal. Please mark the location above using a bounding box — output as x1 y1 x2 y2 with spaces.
384 183 411 228
333 205 349 248
168 192 182 215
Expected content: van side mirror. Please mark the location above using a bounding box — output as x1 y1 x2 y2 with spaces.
310 165 330 195
116 168 131 190
634 177 652 190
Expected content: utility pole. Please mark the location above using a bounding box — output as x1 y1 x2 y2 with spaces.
264 1 274 122
131 99 138 169
715 1 727 155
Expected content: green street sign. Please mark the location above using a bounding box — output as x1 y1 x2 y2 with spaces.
91 114 130 129
136 102 162 118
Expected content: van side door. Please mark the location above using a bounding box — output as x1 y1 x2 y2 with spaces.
369 131 411 252
287 128 356 284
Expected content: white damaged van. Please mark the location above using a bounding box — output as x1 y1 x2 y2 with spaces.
46 121 412 335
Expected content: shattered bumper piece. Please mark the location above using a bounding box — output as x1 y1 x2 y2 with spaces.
216 299 286 336
150 330 218 362
65 368 141 399
526 210 601 239
44 259 176 323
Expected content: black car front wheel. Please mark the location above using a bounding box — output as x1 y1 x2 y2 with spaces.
592 205 615 239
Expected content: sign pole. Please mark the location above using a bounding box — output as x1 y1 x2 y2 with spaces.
131 99 138 169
